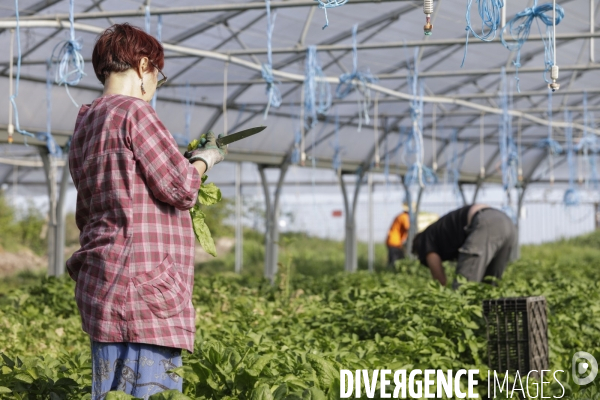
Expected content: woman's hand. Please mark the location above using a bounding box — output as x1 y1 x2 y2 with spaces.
184 131 227 172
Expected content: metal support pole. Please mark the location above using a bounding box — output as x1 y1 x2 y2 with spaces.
235 162 243 274
40 149 57 276
458 183 468 205
258 165 273 281
338 173 361 272
338 174 351 272
501 0 506 28
472 180 482 203
8 30 14 141
258 163 288 283
271 163 289 280
403 183 424 259
9 0 408 21
512 185 528 261
367 172 374 273
54 154 69 276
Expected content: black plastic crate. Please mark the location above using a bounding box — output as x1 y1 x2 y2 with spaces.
483 296 548 377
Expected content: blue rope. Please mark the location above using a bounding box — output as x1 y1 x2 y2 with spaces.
336 25 378 99
461 0 504 67
405 164 438 187
262 0 282 120
500 1 564 92
336 25 377 130
172 84 194 147
292 126 302 165
403 48 436 188
304 46 332 130
331 108 342 172
157 15 162 42
314 0 348 29
9 0 36 139
145 5 151 34
51 0 85 107
291 100 302 165
563 110 579 206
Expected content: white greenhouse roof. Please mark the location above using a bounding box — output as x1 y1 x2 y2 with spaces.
0 0 599 188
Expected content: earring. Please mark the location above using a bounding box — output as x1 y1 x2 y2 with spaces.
140 79 146 95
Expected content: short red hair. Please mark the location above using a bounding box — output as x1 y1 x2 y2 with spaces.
92 23 164 85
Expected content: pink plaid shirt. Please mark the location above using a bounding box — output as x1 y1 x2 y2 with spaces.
67 94 201 352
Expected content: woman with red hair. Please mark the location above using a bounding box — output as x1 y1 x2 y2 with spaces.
66 24 226 398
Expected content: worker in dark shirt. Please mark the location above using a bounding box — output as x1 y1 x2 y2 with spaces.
412 204 516 288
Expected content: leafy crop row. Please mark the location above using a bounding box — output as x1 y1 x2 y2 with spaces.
0 232 599 399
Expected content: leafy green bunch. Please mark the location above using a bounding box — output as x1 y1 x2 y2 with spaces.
188 139 223 257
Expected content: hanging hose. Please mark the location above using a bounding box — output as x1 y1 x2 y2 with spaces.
51 0 85 107
223 60 229 136
431 104 438 172
314 0 348 29
537 89 562 184
262 0 282 120
498 68 519 222
500 0 564 92
9 1 36 141
563 110 579 206
336 24 378 132
461 0 504 67
304 46 331 130
480 112 485 179
34 60 61 156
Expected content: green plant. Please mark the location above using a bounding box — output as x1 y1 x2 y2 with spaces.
0 193 47 255
1 231 600 399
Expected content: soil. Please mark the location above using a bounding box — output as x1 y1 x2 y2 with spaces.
195 237 235 264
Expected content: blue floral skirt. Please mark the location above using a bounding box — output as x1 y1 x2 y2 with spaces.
91 340 183 400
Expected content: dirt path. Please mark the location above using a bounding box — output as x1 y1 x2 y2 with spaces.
0 237 235 278
0 248 46 277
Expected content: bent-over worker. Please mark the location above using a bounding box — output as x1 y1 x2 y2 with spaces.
412 204 516 288
386 206 410 269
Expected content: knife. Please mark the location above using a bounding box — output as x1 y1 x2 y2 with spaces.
216 126 266 147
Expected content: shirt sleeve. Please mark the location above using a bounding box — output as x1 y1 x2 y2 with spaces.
400 213 410 232
128 101 201 211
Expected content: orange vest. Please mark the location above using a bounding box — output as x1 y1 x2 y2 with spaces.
386 212 410 248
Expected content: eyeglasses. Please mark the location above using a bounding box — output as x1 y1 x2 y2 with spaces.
150 60 167 88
